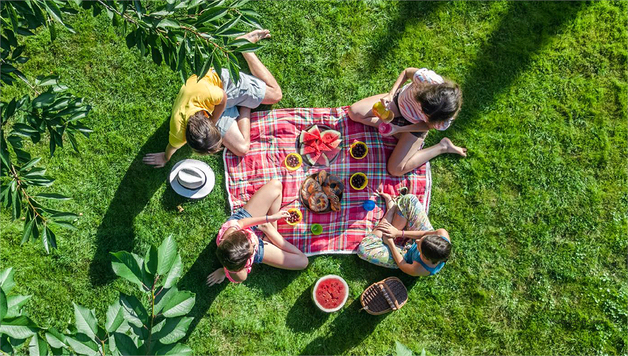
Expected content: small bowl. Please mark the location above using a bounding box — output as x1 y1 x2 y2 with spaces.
284 153 303 171
286 208 303 225
349 172 368 190
311 223 323 235
349 141 368 160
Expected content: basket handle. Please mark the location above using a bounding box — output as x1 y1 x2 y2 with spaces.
378 283 400 311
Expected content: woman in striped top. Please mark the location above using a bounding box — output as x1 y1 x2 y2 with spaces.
348 67 467 176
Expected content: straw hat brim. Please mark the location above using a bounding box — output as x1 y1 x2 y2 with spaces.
169 159 215 199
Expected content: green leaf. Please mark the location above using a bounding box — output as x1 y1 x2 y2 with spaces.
35 193 70 200
49 220 77 231
163 254 183 289
125 31 136 49
20 157 42 172
22 218 35 245
0 316 37 339
105 302 124 333
396 341 415 356
154 343 193 356
112 332 138 356
67 111 88 122
32 93 56 109
157 19 180 29
144 245 159 278
161 290 195 318
11 188 21 220
0 289 7 320
420 348 426 356
5 294 32 318
110 251 145 289
4 98 17 120
65 334 99 356
152 47 163 66
119 294 147 328
0 268 16 293
157 235 178 275
153 316 193 344
235 42 263 53
29 334 48 356
215 15 240 35
73 303 98 339
35 75 59 87
196 6 228 24
45 328 67 349
49 212 78 221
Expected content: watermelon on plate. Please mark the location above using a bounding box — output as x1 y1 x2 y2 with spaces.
316 153 330 166
321 129 341 144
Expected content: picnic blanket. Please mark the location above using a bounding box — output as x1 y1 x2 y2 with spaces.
222 106 431 256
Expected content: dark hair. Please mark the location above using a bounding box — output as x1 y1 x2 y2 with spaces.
186 110 222 154
420 235 451 263
415 81 462 124
216 230 252 271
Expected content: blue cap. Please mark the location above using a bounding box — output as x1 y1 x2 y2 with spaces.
363 200 376 211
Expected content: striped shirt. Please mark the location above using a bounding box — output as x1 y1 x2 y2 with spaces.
397 68 453 131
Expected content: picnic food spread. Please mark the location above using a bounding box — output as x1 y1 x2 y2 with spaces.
299 125 342 166
300 169 344 213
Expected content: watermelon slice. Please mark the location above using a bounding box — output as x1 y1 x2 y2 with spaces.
316 153 330 166
307 125 322 138
321 129 341 144
323 147 340 161
322 138 341 151
302 130 320 143
306 151 323 165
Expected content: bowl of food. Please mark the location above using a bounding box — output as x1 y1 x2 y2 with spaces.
299 170 344 213
285 208 303 225
284 153 303 171
349 141 368 159
312 275 349 313
350 172 368 190
297 124 342 167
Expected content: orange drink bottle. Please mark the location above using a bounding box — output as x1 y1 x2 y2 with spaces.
373 101 393 123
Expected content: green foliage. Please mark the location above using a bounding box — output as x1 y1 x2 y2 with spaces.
75 0 262 83
0 236 195 355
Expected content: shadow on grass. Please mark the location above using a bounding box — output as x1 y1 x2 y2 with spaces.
364 1 443 75
89 118 190 286
447 1 587 136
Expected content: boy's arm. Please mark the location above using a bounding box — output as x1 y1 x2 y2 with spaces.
143 143 179 168
221 107 251 157
384 237 426 276
209 89 227 125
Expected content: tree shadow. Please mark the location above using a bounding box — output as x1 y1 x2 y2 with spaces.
89 118 191 286
363 1 444 76
452 1 587 134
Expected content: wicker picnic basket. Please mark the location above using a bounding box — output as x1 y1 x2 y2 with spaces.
360 277 408 315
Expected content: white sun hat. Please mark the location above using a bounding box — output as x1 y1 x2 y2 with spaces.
169 159 215 199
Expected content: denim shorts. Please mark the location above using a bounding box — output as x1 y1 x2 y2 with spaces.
215 68 267 137
226 207 265 264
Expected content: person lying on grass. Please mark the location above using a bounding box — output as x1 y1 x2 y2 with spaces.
357 191 451 276
348 67 467 177
143 29 282 167
206 179 308 286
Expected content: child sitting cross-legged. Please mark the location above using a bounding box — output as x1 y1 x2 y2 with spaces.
357 192 451 277
207 179 308 286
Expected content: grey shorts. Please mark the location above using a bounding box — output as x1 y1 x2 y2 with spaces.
216 68 267 136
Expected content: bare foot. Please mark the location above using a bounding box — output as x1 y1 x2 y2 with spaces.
440 137 467 157
237 29 271 44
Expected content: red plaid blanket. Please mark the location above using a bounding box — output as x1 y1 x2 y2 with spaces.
222 106 431 255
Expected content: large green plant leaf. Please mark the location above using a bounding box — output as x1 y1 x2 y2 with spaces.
163 254 183 289
0 316 37 339
111 251 145 289
113 332 138 356
119 294 147 328
152 316 193 345
144 245 158 278
29 334 48 356
395 341 415 356
154 343 194 356
161 290 195 318
45 328 67 349
0 289 7 320
5 294 32 318
105 302 124 333
157 235 178 275
73 303 98 339
65 334 99 356
0 268 15 293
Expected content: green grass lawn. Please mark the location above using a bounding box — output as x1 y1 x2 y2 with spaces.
1 1 627 354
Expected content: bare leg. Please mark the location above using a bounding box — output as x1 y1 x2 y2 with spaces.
348 93 401 127
242 179 283 229
260 242 308 270
236 29 282 104
388 134 467 177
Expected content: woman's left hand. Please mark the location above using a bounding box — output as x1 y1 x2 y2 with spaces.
378 221 400 239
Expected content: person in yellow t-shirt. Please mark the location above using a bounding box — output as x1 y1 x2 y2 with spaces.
143 29 282 167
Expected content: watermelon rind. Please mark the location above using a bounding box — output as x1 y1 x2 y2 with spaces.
307 125 321 138
312 274 349 313
316 153 330 166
